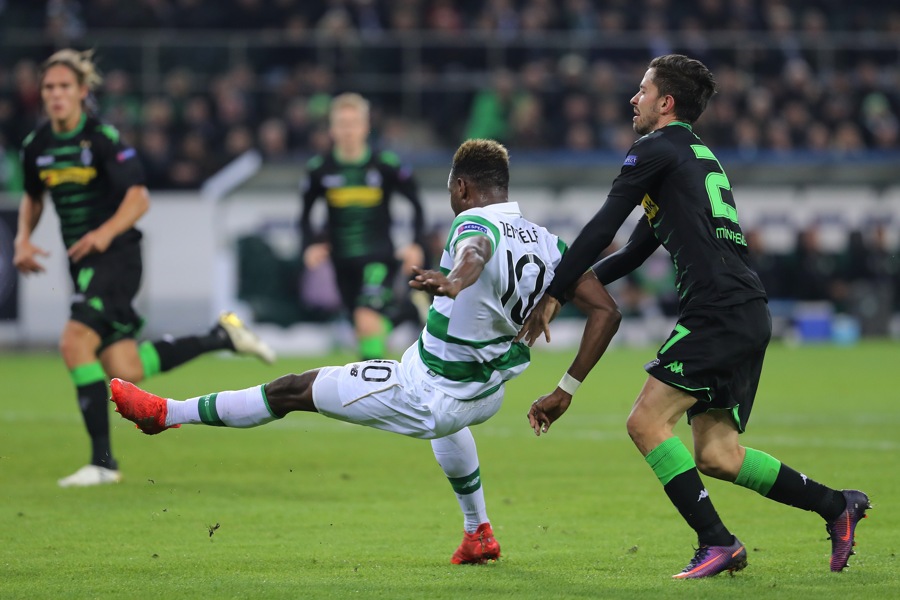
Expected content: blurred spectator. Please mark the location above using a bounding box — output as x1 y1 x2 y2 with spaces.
462 68 521 142
181 95 218 144
785 226 841 302
0 131 23 192
869 223 900 312
257 118 290 161
745 229 789 299
138 127 174 189
45 0 85 42
99 69 142 129
223 125 255 161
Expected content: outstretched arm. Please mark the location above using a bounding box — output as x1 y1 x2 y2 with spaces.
591 217 659 285
516 194 636 346
527 271 621 436
409 235 492 298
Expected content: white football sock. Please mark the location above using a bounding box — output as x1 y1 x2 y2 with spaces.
166 385 277 428
431 427 489 533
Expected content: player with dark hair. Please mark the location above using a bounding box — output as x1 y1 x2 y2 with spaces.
300 92 428 360
518 54 870 578
111 139 622 564
14 49 275 488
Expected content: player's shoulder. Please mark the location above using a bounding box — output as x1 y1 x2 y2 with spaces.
626 125 687 163
305 153 326 172
375 149 402 168
456 205 498 224
633 127 672 149
84 117 123 147
450 206 502 238
21 121 52 151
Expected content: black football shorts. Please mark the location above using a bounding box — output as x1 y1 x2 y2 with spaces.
645 298 771 432
333 255 399 315
68 238 144 350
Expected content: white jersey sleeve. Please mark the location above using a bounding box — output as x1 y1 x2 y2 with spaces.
409 201 568 400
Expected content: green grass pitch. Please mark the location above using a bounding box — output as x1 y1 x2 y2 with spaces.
1 341 897 599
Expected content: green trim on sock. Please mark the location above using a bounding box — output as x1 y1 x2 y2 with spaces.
358 335 386 360
259 384 279 419
645 437 696 486
734 447 781 496
70 362 105 386
197 393 225 427
138 341 162 378
447 467 482 495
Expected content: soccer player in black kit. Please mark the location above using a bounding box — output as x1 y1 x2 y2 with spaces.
300 93 427 360
14 49 275 487
517 55 870 578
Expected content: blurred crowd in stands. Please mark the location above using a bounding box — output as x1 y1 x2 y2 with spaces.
1 0 899 192
1 1 898 334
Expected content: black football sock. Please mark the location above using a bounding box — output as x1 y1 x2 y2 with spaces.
767 464 846 520
665 470 734 547
646 437 733 547
138 327 231 376
70 362 116 470
735 448 846 521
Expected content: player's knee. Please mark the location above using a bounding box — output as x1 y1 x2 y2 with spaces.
264 370 318 416
104 363 144 384
694 447 740 480
625 411 649 446
59 331 92 366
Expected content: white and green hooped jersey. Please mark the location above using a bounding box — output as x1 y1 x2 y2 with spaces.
411 201 567 400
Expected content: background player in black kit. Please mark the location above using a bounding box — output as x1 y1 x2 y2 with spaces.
14 49 275 488
300 92 427 360
517 55 870 578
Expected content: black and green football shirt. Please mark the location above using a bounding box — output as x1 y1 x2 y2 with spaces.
21 113 145 252
547 121 766 314
299 147 425 261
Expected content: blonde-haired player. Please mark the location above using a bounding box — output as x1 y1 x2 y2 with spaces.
15 49 275 487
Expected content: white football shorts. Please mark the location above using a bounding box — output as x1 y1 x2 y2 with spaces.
311 358 504 440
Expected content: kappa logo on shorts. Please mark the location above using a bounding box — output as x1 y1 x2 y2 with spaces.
350 364 359 377
664 361 685 375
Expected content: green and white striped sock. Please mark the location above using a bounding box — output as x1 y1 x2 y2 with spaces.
166 385 279 428
432 428 489 533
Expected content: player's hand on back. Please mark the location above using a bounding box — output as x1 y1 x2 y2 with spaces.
515 293 559 346
303 242 331 269
409 265 462 298
398 243 425 276
68 229 113 263
527 389 572 436
13 239 49 274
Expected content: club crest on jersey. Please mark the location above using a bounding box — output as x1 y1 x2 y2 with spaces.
624 154 638 166
80 141 93 166
36 155 54 167
457 223 489 236
365 169 382 187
